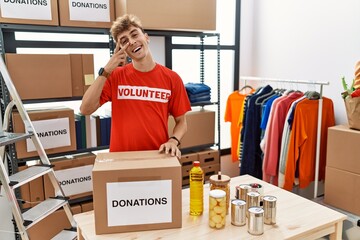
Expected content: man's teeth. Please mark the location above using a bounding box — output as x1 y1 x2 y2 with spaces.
133 47 141 53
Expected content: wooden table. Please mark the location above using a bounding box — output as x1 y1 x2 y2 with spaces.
74 175 346 239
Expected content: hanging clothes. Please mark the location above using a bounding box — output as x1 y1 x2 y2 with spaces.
278 96 306 188
262 91 304 184
224 91 247 162
283 97 335 191
240 85 273 179
238 93 253 164
259 94 283 152
259 94 281 141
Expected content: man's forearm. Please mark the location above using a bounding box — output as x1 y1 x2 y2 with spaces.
80 76 107 115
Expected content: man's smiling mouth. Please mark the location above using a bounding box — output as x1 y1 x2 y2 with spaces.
133 46 141 53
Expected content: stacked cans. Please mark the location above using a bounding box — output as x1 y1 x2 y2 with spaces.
231 183 277 236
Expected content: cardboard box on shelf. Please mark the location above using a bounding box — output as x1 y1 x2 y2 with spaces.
18 165 31 209
81 201 94 213
115 0 216 31
0 0 59 26
92 150 182 234
5 54 73 100
58 0 115 28
203 164 221 180
198 149 220 167
70 54 83 97
43 153 96 200
12 108 76 159
81 54 95 93
168 110 215 150
27 204 81 240
324 166 360 216
70 54 95 97
327 125 360 174
179 152 198 176
180 149 220 184
29 175 45 208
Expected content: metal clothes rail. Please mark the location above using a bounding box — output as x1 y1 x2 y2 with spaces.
239 76 330 198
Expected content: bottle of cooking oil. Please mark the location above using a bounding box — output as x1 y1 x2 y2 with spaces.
190 161 204 216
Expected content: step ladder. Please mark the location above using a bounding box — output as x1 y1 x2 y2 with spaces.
0 56 77 240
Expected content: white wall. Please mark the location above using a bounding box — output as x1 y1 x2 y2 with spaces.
240 0 360 124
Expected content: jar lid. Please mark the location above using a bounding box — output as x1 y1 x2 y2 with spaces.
209 189 226 198
209 173 230 184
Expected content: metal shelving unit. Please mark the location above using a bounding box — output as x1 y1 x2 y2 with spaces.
0 23 221 159
0 23 220 239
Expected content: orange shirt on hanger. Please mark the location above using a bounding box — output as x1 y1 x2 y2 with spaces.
283 98 335 191
224 91 249 162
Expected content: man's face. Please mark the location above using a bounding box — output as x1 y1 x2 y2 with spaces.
117 26 149 61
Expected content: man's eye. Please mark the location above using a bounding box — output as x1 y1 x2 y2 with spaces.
121 40 128 45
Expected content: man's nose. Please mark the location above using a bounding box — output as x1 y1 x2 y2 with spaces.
129 38 136 45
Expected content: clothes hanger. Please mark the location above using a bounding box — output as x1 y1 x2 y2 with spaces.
238 85 254 95
255 88 277 105
260 89 280 107
306 91 320 100
239 85 254 92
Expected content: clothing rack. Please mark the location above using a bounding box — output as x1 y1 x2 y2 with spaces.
240 76 330 198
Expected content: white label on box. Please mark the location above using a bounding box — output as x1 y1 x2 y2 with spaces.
0 0 52 20
26 118 71 152
56 165 93 196
68 0 110 22
106 180 172 227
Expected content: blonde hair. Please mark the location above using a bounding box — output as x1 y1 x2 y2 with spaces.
110 14 144 41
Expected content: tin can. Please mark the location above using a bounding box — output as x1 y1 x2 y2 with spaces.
246 191 260 218
263 195 277 225
236 184 252 201
231 199 246 226
235 185 240 199
209 172 230 214
249 183 264 196
209 189 226 229
247 207 264 235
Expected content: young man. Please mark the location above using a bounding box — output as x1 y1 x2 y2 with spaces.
80 14 191 158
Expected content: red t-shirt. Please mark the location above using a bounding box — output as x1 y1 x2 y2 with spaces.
100 63 191 152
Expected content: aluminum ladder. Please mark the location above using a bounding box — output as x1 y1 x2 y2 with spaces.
0 56 77 240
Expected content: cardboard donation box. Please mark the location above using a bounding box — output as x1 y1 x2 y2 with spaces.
44 153 96 200
92 150 182 234
58 0 115 28
0 0 59 26
12 108 76 159
115 0 216 31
